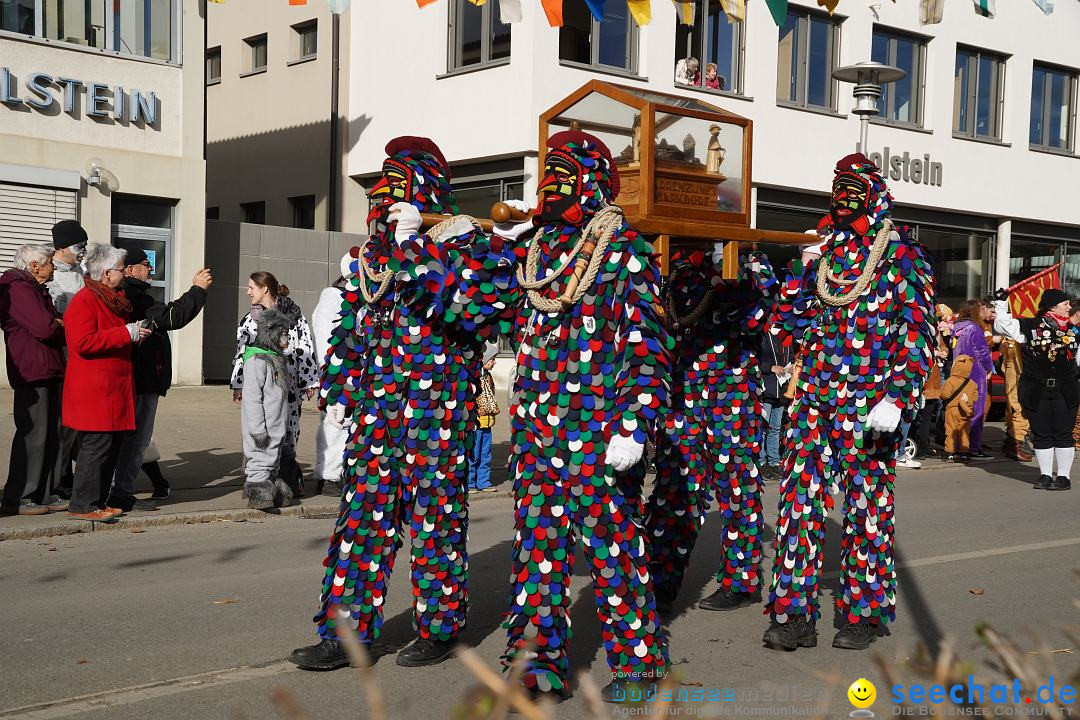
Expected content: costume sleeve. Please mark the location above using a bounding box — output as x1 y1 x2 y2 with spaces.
230 315 254 390
612 234 673 445
882 241 937 410
739 252 778 335
765 258 819 351
321 251 371 410
292 318 320 390
311 287 343 361
242 358 268 437
143 286 207 331
993 300 1023 343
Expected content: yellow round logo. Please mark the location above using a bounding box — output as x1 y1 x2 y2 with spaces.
848 678 877 709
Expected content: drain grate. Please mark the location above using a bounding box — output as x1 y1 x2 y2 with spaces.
299 512 339 520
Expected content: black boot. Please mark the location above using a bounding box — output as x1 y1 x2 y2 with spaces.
762 617 817 650
601 677 659 704
699 588 761 612
832 622 882 650
1052 476 1072 491
653 589 675 617
395 637 455 667
143 461 170 499
1033 474 1054 490
288 638 351 670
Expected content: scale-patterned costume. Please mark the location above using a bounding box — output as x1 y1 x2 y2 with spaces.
643 249 775 604
312 137 517 643
499 131 672 694
765 154 935 629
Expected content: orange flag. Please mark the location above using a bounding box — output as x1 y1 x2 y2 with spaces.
289 0 307 5
540 0 563 25
1008 264 1061 318
417 0 439 6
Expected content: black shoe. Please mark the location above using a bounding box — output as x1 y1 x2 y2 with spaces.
654 590 675 617
518 682 572 707
395 637 455 667
699 588 761 612
762 617 817 650
1034 474 1054 490
1051 476 1072 491
319 479 343 497
288 638 352 670
968 450 993 462
832 622 882 650
601 678 659 704
150 485 170 500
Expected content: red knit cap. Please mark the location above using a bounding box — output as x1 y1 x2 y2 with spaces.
384 136 451 179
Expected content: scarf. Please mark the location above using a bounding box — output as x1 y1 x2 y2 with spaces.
1046 312 1070 331
85 277 132 317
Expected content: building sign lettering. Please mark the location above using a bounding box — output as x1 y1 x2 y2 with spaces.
867 147 942 187
655 177 718 208
1 67 158 127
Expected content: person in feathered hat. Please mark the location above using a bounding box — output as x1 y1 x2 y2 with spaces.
490 130 672 702
289 136 520 670
761 153 936 651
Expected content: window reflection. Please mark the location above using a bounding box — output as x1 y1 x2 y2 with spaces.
0 0 35 33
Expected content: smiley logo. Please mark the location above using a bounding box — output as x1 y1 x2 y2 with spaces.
848 678 877 717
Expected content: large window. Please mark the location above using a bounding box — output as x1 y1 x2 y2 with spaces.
4 0 178 61
292 20 317 62
776 8 839 111
1030 63 1076 152
290 195 316 229
241 201 266 225
954 46 1005 140
245 34 268 74
447 0 510 71
560 0 637 74
870 28 925 126
206 47 221 85
673 1 742 94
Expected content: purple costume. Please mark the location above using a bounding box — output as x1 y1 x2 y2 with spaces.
951 320 993 453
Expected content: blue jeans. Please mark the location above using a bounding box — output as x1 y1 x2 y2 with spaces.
468 428 493 490
895 419 913 460
761 401 785 467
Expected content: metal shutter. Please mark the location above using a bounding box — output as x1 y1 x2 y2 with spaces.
0 183 78 270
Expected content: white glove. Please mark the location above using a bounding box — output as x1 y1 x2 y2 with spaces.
606 433 644 472
865 399 902 433
326 404 348 430
711 242 725 267
387 202 422 246
493 199 535 242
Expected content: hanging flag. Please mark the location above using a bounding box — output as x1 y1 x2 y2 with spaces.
763 0 788 26
1008 265 1061 318
540 0 563 26
816 0 838 13
1031 0 1054 14
584 0 604 19
417 0 439 7
289 0 307 5
207 0 225 4
671 0 694 25
499 0 523 21
919 0 944 23
467 0 487 4
627 0 651 24
326 0 350 12
719 0 744 22
973 0 995 17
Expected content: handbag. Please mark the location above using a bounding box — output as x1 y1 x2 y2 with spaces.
476 371 500 417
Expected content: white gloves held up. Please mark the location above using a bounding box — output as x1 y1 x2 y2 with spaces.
606 434 644 472
865 398 902 433
493 199 536 242
326 404 349 430
388 202 422 246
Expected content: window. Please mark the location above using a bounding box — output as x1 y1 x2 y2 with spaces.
559 0 637 74
673 1 742 94
290 195 316 229
776 8 840 111
5 0 178 61
292 20 317 62
0 0 35 34
241 201 265 224
113 0 173 61
870 28 925 126
206 47 221 85
1030 63 1076 152
206 207 220 220
954 46 1005 140
44 0 108 50
447 0 510 71
245 34 268 74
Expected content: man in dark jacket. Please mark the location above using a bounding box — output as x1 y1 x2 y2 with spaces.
759 327 793 480
107 249 212 510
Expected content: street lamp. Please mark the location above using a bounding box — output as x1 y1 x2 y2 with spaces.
832 61 906 154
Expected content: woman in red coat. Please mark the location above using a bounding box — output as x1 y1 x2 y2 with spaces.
63 245 150 522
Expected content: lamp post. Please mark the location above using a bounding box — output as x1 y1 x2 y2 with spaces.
831 61 906 155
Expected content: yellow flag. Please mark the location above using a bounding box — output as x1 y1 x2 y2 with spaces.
468 0 487 4
207 0 226 3
628 0 651 24
671 0 694 24
719 0 745 21
816 0 838 12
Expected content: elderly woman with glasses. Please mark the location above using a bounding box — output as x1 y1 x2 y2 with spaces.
62 245 152 523
0 244 68 516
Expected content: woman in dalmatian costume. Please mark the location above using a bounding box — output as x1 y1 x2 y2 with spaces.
490 130 672 703
641 245 776 616
288 136 519 671
762 152 935 652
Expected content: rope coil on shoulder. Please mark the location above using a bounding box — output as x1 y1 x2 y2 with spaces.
815 219 894 307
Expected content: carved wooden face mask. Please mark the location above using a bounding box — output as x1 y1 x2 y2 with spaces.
366 159 414 223
829 171 873 235
537 150 585 226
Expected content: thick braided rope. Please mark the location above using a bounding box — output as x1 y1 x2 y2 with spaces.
668 287 714 330
519 206 624 314
815 219 893 307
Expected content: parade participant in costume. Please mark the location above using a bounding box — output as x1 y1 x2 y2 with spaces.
289 137 518 670
763 153 935 651
492 130 671 702
641 245 776 616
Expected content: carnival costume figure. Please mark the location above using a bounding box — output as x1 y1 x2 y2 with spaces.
762 153 935 651
642 246 776 616
492 131 672 701
289 137 518 670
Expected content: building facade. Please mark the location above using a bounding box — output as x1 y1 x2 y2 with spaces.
344 0 1079 308
0 0 207 386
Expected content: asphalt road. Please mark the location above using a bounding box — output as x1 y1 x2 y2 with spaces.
0 458 1076 720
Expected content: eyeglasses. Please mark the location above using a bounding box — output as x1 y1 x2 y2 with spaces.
105 268 124 275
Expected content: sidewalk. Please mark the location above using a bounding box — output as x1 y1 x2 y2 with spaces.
0 386 515 541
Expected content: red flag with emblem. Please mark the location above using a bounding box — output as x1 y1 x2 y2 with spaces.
1008 264 1061 318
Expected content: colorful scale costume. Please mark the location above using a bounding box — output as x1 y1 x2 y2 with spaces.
499 131 672 694
313 137 518 644
765 153 935 630
643 249 776 603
